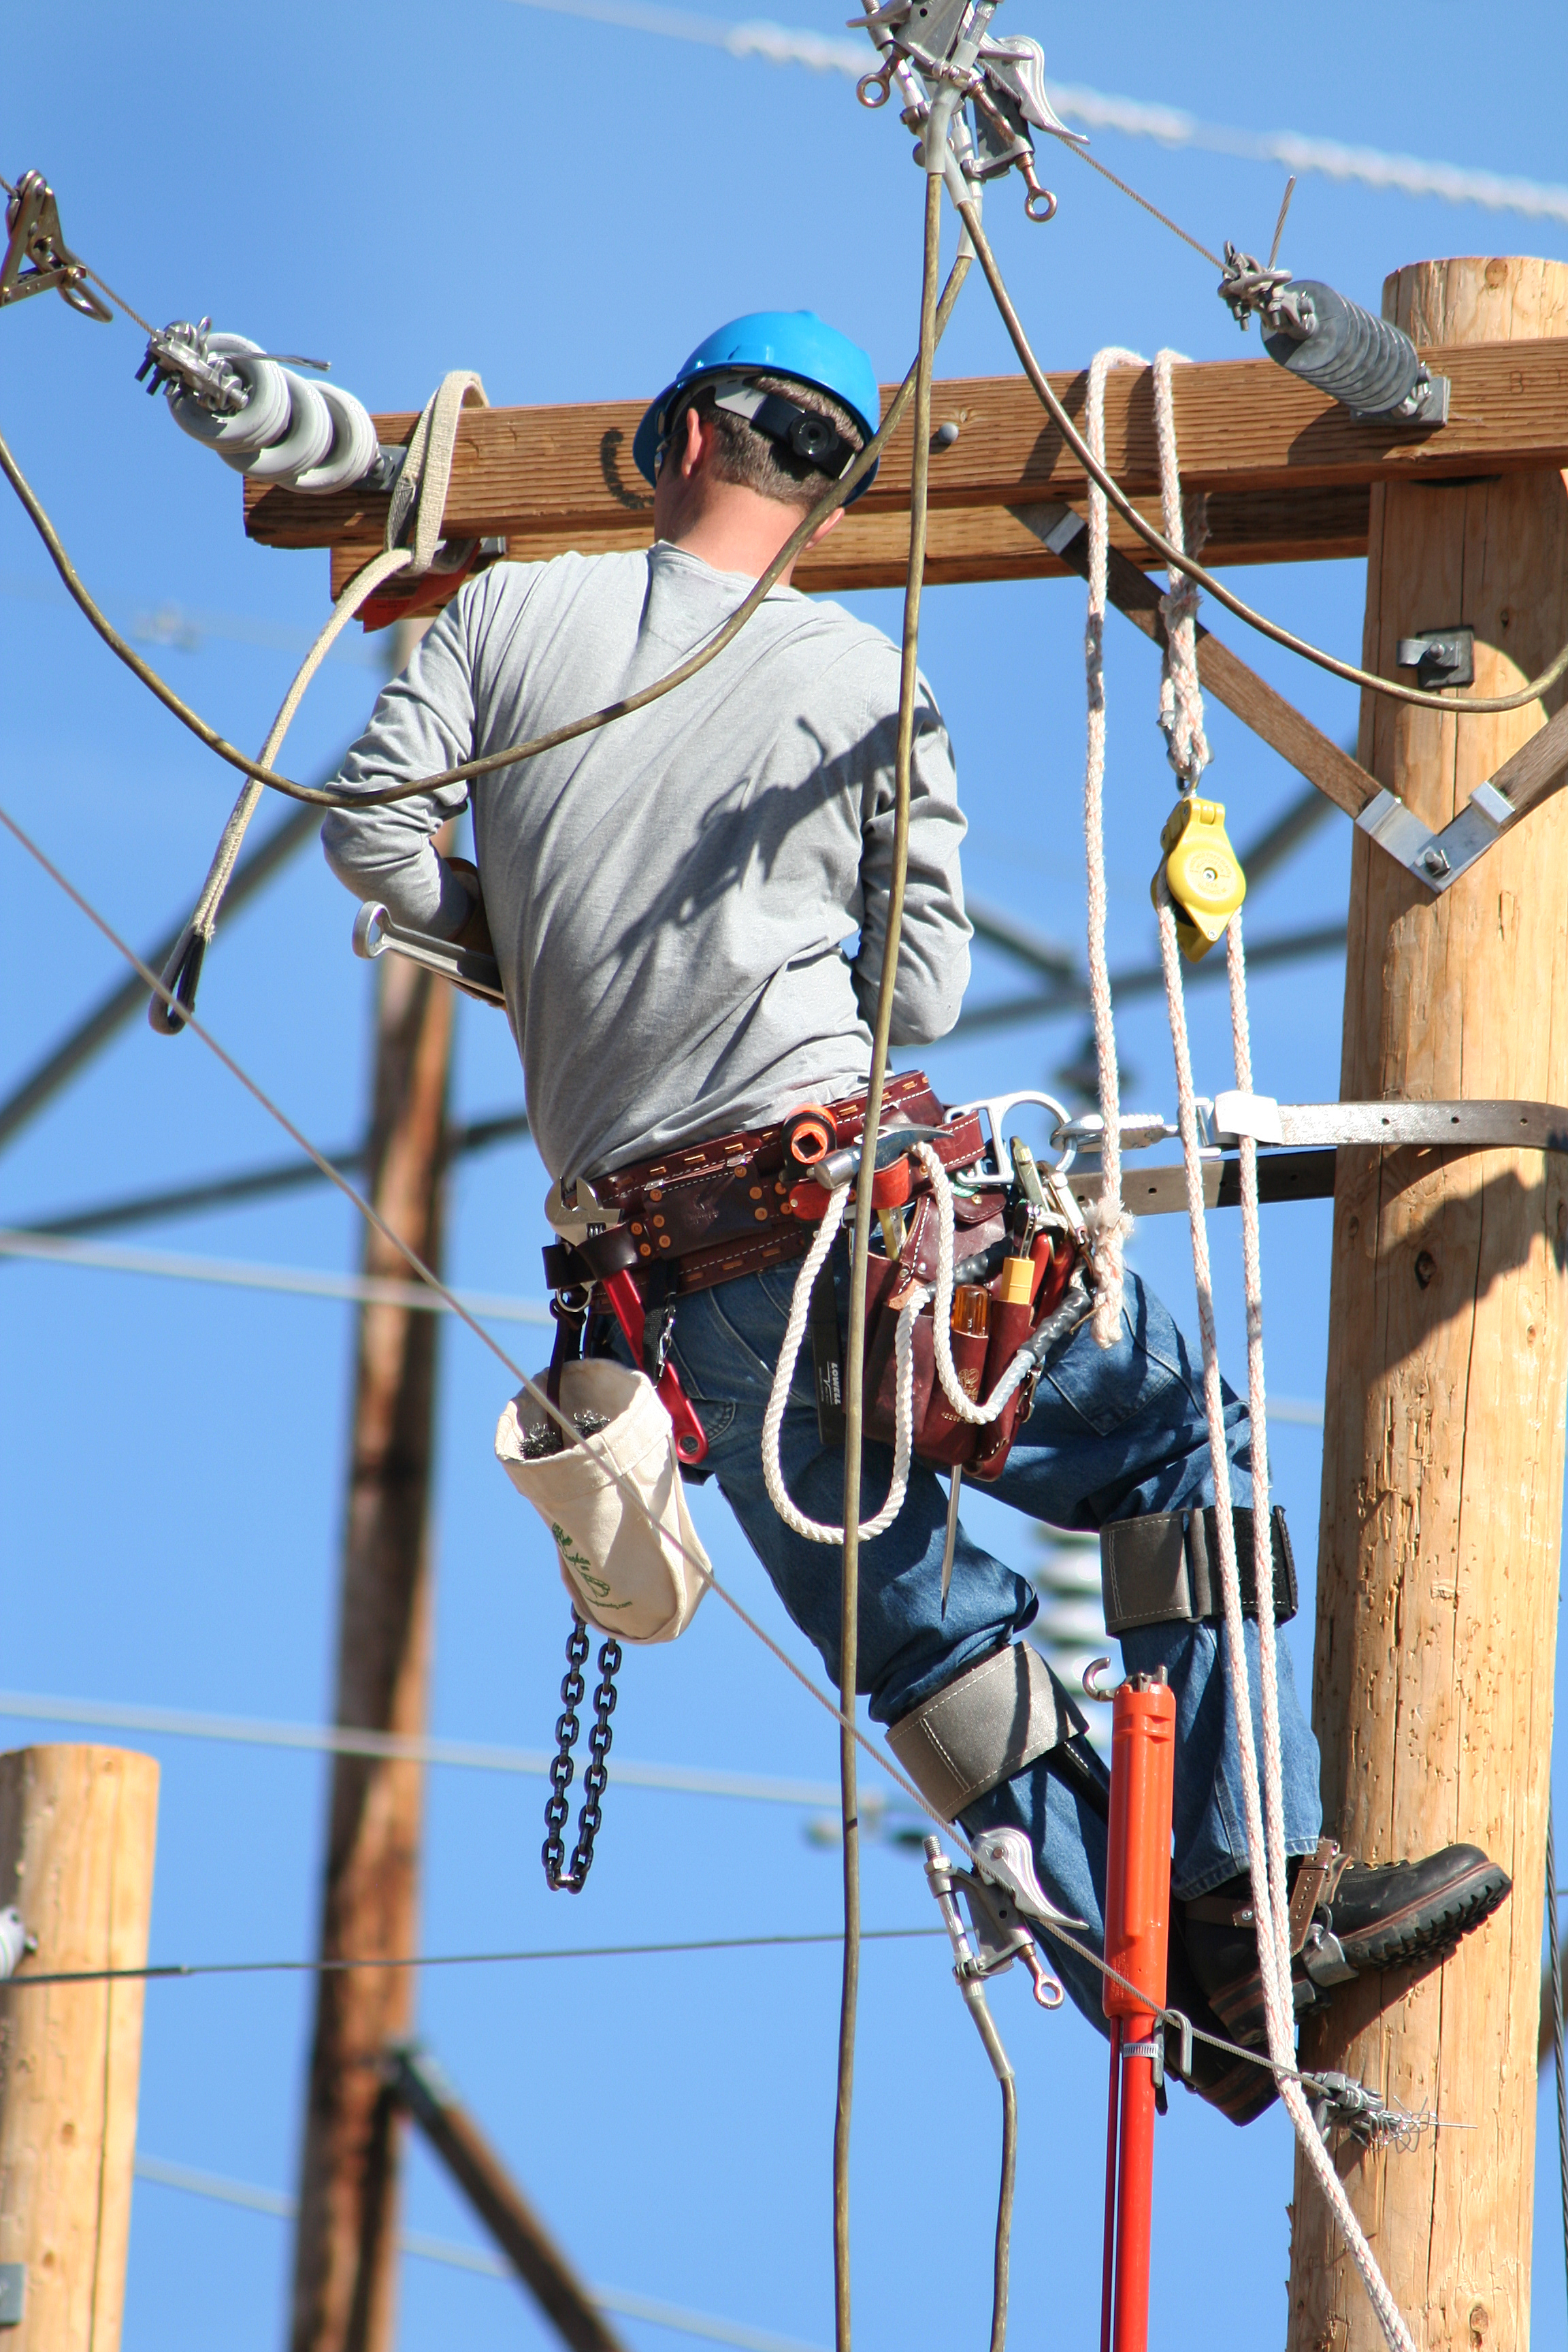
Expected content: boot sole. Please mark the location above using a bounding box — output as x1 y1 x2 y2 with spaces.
1335 1857 1512 1974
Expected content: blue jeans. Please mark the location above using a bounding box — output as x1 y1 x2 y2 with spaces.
639 1245 1322 2036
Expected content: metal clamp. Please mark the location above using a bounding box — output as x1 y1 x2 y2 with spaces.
0 170 110 322
1356 781 1516 894
351 902 506 1005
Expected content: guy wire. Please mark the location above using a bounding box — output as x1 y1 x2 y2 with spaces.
1052 133 1225 270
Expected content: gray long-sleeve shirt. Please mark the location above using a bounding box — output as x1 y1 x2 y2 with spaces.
322 542 970 1182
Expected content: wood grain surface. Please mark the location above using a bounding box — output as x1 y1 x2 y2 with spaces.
0 1745 159 2352
1287 257 1568 2352
248 331 1568 562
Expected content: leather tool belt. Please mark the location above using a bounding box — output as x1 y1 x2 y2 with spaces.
549 1071 966 1298
542 1071 1088 1485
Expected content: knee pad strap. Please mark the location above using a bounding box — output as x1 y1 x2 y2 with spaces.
1100 1505 1297 1637
887 1642 1085 1824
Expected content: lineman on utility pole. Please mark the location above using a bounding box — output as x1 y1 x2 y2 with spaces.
321 308 1507 2119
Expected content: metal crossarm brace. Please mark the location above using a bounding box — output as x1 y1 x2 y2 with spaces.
1356 699 1568 892
1017 502 1568 897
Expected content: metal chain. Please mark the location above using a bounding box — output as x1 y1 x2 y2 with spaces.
541 1612 622 1893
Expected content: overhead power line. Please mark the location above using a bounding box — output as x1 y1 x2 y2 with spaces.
0 1228 553 1324
134 2154 828 2352
0 1688 851 1807
500 0 1568 226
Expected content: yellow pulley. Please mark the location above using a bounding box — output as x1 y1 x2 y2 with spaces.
1150 794 1247 962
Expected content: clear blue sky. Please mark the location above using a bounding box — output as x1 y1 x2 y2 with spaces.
3 3 1568 2347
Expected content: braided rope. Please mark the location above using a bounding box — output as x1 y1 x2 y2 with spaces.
1142 373 1418 2349
1150 350 1211 791
760 1194 923 1544
1082 348 1143 1347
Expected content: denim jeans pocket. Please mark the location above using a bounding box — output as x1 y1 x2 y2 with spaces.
1040 1296 1199 1440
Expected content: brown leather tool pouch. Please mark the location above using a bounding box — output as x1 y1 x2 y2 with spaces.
862 1197 1082 1480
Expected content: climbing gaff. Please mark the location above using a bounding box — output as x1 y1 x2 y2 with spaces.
1100 1671 1175 2352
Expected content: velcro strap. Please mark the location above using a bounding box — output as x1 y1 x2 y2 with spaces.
886 1643 1085 1823
1099 1506 1297 1637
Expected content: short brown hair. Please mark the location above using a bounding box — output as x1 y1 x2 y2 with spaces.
670 374 864 511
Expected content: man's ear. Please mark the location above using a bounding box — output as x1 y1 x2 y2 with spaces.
678 402 710 480
804 505 846 551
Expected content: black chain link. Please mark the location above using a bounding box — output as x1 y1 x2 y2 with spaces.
542 1613 622 1893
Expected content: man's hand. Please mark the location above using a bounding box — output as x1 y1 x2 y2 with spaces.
442 855 495 960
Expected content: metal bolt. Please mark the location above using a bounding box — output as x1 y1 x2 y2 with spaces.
1422 847 1450 877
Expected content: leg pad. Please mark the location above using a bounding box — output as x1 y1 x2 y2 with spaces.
887 1642 1084 1823
1100 1506 1296 1637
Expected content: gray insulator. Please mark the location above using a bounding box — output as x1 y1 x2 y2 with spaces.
219 368 336 481
1264 282 1422 417
288 380 380 493
169 333 291 453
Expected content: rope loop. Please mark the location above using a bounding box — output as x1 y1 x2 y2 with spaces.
760 1193 923 1544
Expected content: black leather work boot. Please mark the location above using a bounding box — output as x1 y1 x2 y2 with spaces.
1162 1916 1279 2127
1179 1842 1512 2050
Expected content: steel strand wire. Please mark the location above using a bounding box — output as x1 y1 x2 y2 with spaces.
952 197 1568 721
832 159 947 2352
0 260 970 819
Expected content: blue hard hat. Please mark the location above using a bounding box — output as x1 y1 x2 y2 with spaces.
633 310 882 499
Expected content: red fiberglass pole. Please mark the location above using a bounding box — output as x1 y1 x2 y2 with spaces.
1099 1671 1176 2352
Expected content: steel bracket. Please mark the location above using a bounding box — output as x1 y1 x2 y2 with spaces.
1394 625 1473 690
1356 778 1516 894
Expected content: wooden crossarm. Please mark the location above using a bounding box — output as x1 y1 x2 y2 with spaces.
247 334 1568 578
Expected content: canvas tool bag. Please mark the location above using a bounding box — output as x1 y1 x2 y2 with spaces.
495 1360 710 1644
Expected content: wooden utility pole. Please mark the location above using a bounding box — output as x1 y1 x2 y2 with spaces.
1288 257 1568 2350
290 660 453 2352
0 1745 159 2351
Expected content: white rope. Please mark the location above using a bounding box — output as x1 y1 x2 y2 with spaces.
1150 350 1211 791
914 1145 1041 1426
761 1195 922 1543
1145 386 1418 2349
1082 348 1143 1346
